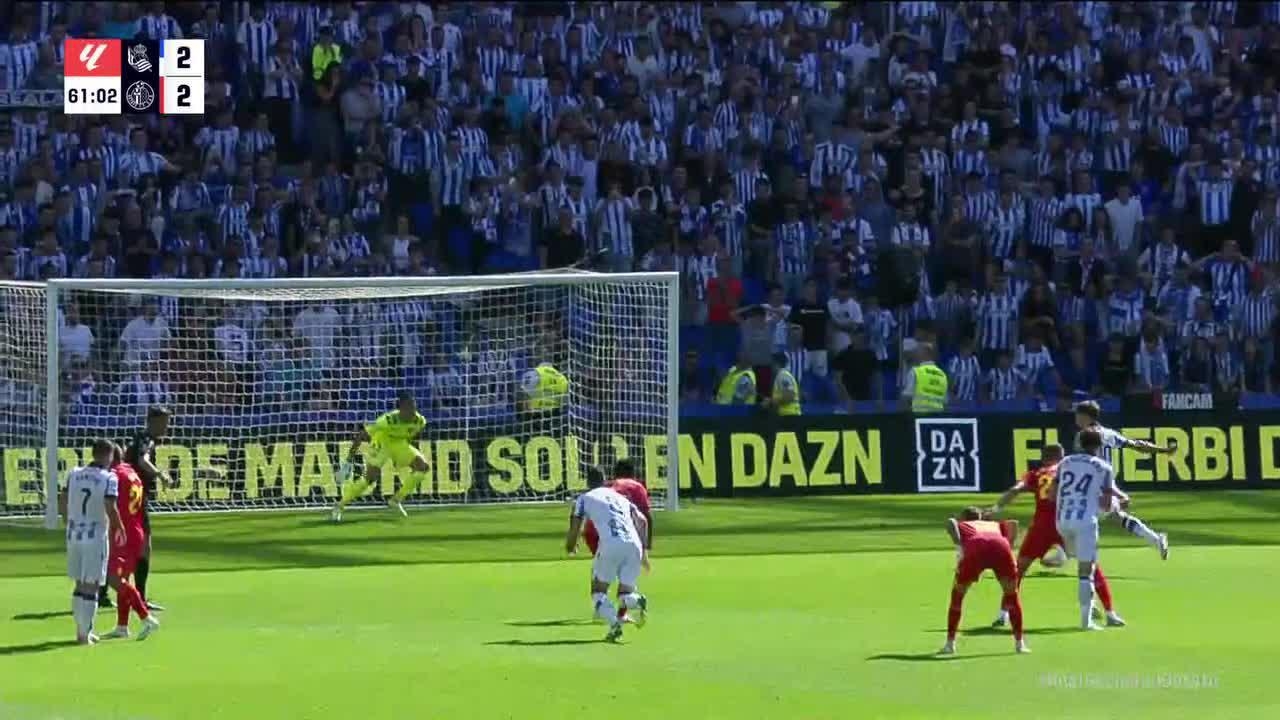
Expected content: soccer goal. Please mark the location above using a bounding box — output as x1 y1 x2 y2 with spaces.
0 273 680 528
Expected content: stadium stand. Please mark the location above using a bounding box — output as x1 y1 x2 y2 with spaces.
5 0 1280 421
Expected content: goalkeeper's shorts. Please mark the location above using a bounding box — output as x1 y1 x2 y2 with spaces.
363 442 424 469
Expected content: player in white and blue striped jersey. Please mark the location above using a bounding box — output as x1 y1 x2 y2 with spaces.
60 440 124 645
1072 401 1172 561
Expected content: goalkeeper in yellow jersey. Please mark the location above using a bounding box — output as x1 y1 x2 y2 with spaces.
330 390 430 522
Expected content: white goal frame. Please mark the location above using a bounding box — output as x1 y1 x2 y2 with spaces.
37 273 681 528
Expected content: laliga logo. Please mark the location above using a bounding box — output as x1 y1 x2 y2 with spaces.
79 43 108 72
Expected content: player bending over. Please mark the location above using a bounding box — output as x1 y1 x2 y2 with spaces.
332 391 430 521
942 507 1029 655
60 439 123 645
101 446 161 641
1073 401 1170 559
1057 429 1127 630
582 460 654 623
565 475 650 643
989 444 1125 629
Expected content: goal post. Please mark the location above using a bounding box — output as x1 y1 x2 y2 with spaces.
0 273 680 528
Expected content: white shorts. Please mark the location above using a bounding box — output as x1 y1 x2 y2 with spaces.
1058 521 1099 564
592 540 644 588
66 540 108 585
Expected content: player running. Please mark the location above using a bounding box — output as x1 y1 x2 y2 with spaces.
941 507 1029 655
1056 429 1127 630
332 390 430 521
60 439 123 645
1073 401 1171 559
100 447 161 641
989 444 1125 628
565 476 651 643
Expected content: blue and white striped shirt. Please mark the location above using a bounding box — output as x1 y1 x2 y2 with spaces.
977 293 1018 350
947 354 982 401
775 221 810 276
1196 178 1234 225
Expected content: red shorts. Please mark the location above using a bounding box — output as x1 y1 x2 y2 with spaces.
110 528 146 579
954 537 1017 585
1018 519 1064 561
583 521 600 556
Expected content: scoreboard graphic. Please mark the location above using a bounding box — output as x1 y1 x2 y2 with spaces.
64 39 204 115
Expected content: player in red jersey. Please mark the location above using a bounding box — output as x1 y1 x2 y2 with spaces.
581 460 652 623
989 444 1123 628
583 459 653 556
941 507 1028 655
100 446 160 641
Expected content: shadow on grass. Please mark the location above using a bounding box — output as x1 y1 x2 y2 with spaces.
0 639 79 656
505 618 594 627
926 626 1083 636
485 638 605 647
866 651 1005 662
11 610 72 621
1021 571 1142 581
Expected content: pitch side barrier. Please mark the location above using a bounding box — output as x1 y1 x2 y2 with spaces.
5 408 1280 509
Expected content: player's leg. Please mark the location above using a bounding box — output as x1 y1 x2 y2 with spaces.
334 454 383 520
941 580 971 655
1111 507 1168 558
996 524 1053 627
1093 564 1124 626
67 544 98 643
591 546 627 640
615 544 647 630
388 447 430 516
1070 524 1103 630
993 546 1028 653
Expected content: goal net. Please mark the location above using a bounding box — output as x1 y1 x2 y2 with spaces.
0 274 679 526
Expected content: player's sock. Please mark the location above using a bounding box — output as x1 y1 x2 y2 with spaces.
1003 591 1024 641
619 592 643 610
392 472 428 504
73 593 95 637
135 556 150 600
1116 511 1161 548
119 582 150 622
1077 576 1095 626
71 592 86 637
116 588 130 628
1093 566 1114 612
946 588 964 642
592 592 616 625
338 479 370 509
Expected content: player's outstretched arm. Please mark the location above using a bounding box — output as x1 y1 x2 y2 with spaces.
347 426 372 460
1123 437 1176 455
945 518 962 547
1004 519 1020 547
991 484 1025 514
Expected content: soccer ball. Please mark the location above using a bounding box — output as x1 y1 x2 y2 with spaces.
1040 545 1067 568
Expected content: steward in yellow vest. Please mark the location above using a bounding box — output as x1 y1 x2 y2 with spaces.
765 352 801 416
908 343 948 413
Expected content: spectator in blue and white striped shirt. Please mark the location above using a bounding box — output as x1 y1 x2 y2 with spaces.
1014 331 1058 398
977 274 1018 364
237 5 278 72
1133 333 1171 391
1233 275 1275 340
774 201 811 298
986 351 1022 401
1194 158 1235 252
946 337 982 403
135 7 183 40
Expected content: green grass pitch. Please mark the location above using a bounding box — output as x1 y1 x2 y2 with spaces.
1 491 1277 720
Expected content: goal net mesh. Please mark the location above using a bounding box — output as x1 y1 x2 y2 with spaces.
0 277 673 517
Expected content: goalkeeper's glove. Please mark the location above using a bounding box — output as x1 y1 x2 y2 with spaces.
336 461 353 485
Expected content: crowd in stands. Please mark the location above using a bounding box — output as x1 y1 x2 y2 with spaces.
5 1 1280 420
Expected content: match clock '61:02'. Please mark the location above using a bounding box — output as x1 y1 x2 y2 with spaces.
66 86 119 106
